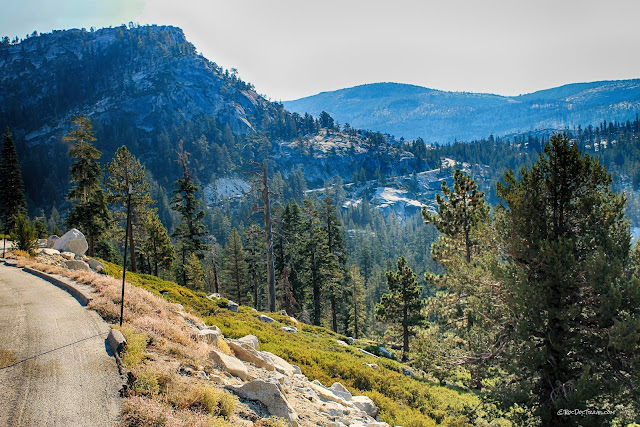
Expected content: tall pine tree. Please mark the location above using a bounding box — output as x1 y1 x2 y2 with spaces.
223 228 248 305
0 127 27 235
376 257 426 361
105 145 154 273
170 144 207 288
65 116 110 256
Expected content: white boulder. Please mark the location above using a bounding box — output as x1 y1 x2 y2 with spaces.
64 260 91 271
238 334 259 350
351 395 378 418
209 349 248 380
233 379 299 426
259 314 275 323
53 229 88 256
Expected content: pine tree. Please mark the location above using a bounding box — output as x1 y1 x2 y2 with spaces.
143 212 175 277
105 145 154 273
376 257 426 361
244 223 265 310
223 228 247 305
320 197 347 332
12 213 37 255
184 253 205 292
65 116 110 256
0 127 27 234
495 134 639 425
348 265 366 339
171 144 207 288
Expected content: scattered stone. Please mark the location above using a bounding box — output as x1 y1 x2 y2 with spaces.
41 248 60 256
232 379 299 426
357 348 379 358
402 367 414 377
53 229 88 256
238 334 259 351
227 300 239 312
46 235 59 248
310 380 352 406
347 337 355 344
64 259 91 271
209 349 248 380
281 326 298 333
198 328 222 344
227 340 275 371
289 316 299 324
179 366 195 376
378 346 393 358
364 363 379 370
351 395 378 418
262 351 296 377
258 314 275 323
86 258 104 272
60 252 75 260
292 364 302 376
207 293 221 299
329 382 353 401
160 290 169 295
336 340 348 347
280 309 288 316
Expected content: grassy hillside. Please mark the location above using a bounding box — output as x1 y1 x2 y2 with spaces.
100 261 509 426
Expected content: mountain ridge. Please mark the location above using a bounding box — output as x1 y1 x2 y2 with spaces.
283 79 640 142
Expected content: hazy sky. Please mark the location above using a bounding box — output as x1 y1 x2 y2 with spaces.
3 0 640 101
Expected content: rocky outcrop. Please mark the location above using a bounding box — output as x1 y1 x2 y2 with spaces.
64 259 91 271
209 349 249 380
53 229 88 256
232 379 299 426
227 340 275 371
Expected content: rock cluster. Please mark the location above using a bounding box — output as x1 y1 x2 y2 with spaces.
191 326 389 426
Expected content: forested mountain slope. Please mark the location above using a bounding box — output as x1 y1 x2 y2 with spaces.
283 81 640 142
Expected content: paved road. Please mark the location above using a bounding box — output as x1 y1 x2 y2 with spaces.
0 264 121 426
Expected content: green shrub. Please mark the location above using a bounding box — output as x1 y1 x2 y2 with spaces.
196 385 237 418
133 367 160 397
12 214 38 255
117 326 149 368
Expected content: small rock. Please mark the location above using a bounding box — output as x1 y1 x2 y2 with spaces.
179 366 195 376
259 314 275 323
209 349 248 380
60 252 75 260
160 290 169 295
402 367 414 377
86 258 104 272
281 326 298 333
53 229 88 256
64 259 91 271
330 382 353 401
227 340 275 371
310 380 352 406
280 309 288 316
107 328 126 355
347 337 355 344
364 363 379 370
238 334 259 350
41 248 60 256
232 379 299 426
197 328 222 344
207 293 221 299
171 303 184 311
351 395 378 418
336 340 348 347
292 364 303 376
378 346 393 358
289 316 299 324
227 300 239 312
262 351 296 376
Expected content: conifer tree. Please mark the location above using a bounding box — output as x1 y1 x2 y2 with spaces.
105 145 154 273
223 228 247 305
376 257 426 361
65 116 110 256
244 223 265 310
348 265 366 339
184 252 205 292
171 144 207 288
495 134 639 425
320 197 347 332
0 127 27 236
143 212 174 277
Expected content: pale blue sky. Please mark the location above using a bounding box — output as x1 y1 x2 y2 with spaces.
3 0 640 101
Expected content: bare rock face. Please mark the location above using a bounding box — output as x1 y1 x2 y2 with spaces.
209 349 248 380
46 235 59 248
351 395 378 418
261 351 296 377
85 258 104 272
53 229 88 256
41 248 60 256
232 379 299 426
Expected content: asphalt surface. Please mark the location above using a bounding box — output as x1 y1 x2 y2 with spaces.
0 264 122 426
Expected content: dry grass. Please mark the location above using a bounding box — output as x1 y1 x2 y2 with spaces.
19 259 237 426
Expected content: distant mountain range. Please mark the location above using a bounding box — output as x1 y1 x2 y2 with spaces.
283 81 640 143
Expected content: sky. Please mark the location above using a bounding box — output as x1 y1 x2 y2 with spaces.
3 0 640 101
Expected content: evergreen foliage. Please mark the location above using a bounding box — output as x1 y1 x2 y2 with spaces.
0 127 27 232
65 115 110 256
223 228 248 305
105 145 154 273
11 213 38 255
142 212 175 277
494 134 639 425
376 257 426 361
